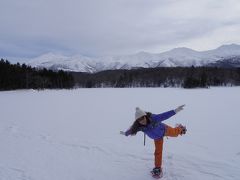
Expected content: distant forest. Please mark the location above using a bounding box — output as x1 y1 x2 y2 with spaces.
72 66 240 88
0 59 74 90
1 59 240 90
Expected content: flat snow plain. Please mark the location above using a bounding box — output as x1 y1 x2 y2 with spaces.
0 87 240 180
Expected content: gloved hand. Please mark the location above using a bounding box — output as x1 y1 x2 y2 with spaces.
120 131 126 135
174 104 185 113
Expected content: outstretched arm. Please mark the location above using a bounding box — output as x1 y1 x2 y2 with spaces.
152 105 185 122
151 110 176 122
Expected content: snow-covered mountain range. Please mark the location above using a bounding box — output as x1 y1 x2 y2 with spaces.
28 44 240 73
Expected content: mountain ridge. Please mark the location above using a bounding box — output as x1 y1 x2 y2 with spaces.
28 44 240 73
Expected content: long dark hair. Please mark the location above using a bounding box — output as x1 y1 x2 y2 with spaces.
128 112 152 135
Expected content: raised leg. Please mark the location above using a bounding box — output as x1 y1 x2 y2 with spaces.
164 125 183 137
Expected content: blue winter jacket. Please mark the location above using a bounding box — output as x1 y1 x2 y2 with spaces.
125 110 176 140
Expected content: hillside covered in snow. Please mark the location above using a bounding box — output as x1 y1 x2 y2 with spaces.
27 44 240 73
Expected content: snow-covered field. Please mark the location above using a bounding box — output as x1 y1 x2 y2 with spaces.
0 87 240 180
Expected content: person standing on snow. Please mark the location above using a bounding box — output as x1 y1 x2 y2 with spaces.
120 105 187 178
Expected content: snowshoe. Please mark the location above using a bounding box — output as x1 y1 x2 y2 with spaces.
151 167 163 179
176 124 187 135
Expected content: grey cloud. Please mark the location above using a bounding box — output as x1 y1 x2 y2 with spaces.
1 0 240 59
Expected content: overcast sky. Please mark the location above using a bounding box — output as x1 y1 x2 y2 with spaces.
1 0 240 59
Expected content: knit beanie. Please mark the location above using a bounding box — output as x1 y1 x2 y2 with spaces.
135 107 147 120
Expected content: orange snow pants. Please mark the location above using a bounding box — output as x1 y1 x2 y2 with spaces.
154 125 182 168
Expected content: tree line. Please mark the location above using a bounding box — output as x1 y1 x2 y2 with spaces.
71 66 240 88
0 59 74 90
1 59 240 90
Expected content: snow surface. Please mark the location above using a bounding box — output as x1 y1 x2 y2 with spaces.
0 87 240 180
27 44 240 72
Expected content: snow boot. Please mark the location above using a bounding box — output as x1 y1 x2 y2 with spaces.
151 167 163 178
176 124 187 135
